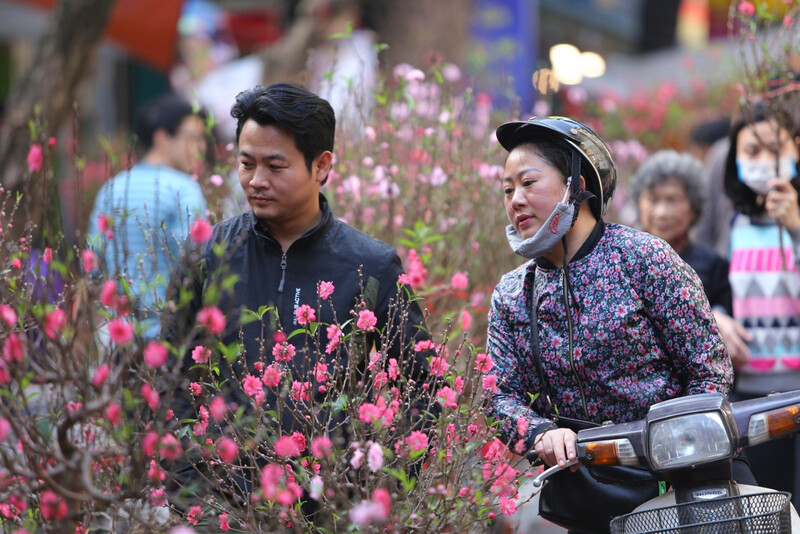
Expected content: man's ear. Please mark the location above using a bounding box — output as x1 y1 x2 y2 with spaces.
314 151 333 184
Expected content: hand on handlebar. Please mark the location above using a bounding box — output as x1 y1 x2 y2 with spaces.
534 427 580 472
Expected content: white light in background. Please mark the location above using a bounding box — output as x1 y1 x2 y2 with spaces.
548 43 606 85
580 51 606 78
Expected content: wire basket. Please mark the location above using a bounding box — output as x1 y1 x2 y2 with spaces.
609 491 792 534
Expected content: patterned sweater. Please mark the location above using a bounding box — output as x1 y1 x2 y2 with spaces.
486 222 732 449
729 215 800 394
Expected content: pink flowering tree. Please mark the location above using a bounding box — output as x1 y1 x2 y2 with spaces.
0 60 535 532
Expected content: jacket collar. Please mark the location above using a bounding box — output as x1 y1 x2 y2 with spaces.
531 220 605 271
250 193 334 248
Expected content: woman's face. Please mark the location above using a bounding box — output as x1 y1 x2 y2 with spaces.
503 145 569 239
638 178 693 251
736 119 798 166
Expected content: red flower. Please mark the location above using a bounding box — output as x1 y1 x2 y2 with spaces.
143 341 168 368
26 145 43 172
357 310 377 332
104 402 122 425
189 218 213 244
91 364 110 388
262 365 281 388
317 281 335 300
216 437 238 463
107 318 134 345
295 304 316 326
40 490 68 520
197 306 226 335
274 435 303 457
311 436 333 458
737 1 755 17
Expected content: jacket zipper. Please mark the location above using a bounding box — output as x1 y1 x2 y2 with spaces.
562 268 589 419
278 253 287 293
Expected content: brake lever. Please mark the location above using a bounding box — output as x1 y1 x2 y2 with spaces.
531 458 580 489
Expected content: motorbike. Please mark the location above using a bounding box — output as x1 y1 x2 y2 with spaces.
532 389 800 533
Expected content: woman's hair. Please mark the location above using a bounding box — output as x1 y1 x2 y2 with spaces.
724 104 800 215
630 150 706 224
512 137 575 185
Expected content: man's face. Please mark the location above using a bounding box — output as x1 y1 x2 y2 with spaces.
168 115 207 175
237 119 329 228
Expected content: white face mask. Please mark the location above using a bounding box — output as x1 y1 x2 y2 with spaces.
506 180 575 259
736 156 797 195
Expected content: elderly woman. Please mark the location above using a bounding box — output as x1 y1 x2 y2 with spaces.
630 150 750 367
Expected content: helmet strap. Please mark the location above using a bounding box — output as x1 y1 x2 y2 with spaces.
568 148 595 226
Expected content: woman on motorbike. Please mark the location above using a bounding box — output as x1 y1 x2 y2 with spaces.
485 117 753 533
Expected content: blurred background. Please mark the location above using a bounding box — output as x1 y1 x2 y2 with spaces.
0 0 751 144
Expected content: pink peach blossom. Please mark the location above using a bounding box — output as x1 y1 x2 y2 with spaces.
0 304 16 326
2 334 24 363
141 383 160 411
26 145 43 172
357 309 377 331
262 364 281 387
274 435 302 457
43 308 67 340
311 436 333 458
475 352 494 373
295 304 316 325
143 341 168 368
91 364 110 388
108 318 134 345
216 437 238 463
272 341 296 361
104 402 122 425
100 280 117 307
317 281 335 300
189 218 213 243
437 386 458 409
81 249 98 272
39 490 67 520
209 396 227 421
191 345 210 364
197 306 225 335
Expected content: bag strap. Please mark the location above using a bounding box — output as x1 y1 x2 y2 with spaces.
528 267 555 415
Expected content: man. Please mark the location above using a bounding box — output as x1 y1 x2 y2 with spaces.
164 82 429 447
88 94 208 339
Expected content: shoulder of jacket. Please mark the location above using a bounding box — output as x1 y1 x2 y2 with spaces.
328 220 396 261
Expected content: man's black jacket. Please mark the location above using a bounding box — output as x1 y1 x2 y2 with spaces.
165 194 430 414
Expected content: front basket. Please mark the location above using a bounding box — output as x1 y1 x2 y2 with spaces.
609 491 792 534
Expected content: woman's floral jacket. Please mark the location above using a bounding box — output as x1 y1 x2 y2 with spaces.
486 222 733 450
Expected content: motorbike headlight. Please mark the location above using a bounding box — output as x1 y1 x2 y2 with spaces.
649 412 732 470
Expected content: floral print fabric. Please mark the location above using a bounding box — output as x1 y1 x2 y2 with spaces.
487 223 732 447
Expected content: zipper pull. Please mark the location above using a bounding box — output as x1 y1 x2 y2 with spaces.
278 253 287 293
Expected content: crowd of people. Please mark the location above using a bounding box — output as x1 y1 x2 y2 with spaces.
84 68 800 531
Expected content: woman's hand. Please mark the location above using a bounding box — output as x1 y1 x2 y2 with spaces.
534 428 580 472
713 310 752 368
765 179 800 230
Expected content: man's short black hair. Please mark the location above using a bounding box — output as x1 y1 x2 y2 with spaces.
230 83 336 174
136 94 206 152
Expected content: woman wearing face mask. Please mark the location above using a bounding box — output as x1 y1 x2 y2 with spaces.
486 117 745 533
723 104 800 509
631 150 752 368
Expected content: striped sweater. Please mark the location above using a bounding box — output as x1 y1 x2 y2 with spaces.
729 214 800 393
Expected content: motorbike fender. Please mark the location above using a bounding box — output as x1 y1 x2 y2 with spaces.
632 484 800 532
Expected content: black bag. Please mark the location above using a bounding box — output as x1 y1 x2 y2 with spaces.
538 461 661 534
527 272 662 533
